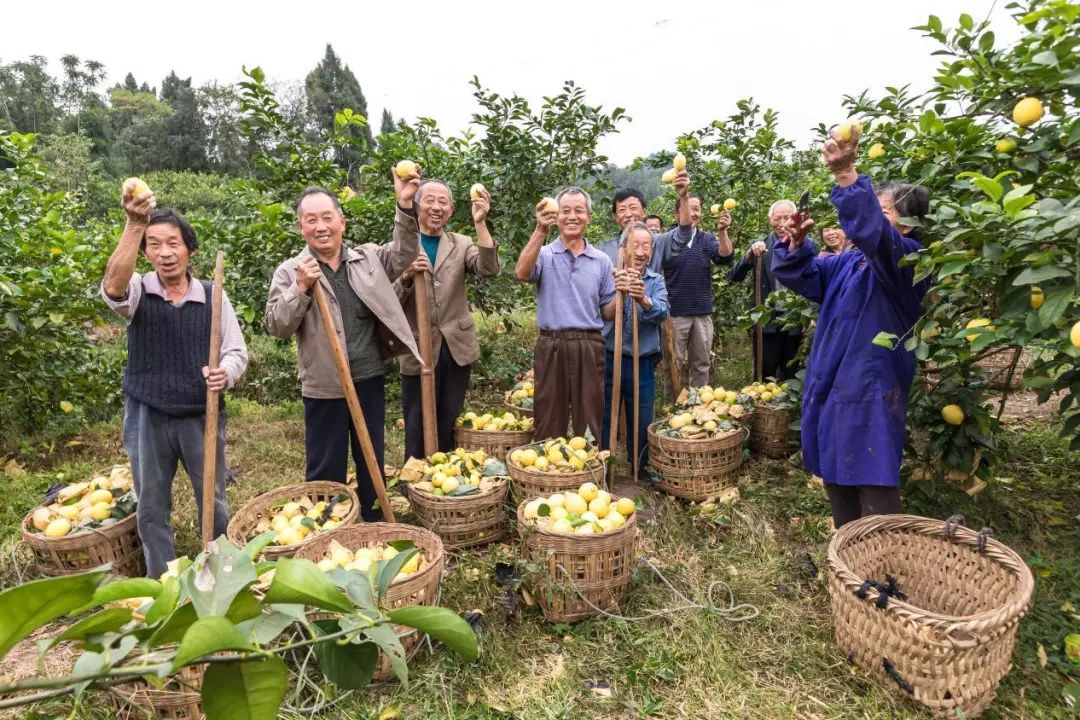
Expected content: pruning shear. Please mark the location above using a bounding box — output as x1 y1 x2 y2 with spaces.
786 190 812 246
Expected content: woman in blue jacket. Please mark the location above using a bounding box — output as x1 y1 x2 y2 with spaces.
771 127 930 528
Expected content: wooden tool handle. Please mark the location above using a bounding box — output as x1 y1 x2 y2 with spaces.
631 302 640 484
413 271 438 458
313 282 396 522
201 252 225 548
754 253 763 382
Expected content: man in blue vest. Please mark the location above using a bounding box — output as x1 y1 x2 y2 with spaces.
102 182 248 578
655 192 734 388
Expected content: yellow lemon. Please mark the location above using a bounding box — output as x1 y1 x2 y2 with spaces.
519 449 538 467
868 143 885 160
568 436 587 451
995 138 1016 153
672 152 686 171
123 177 150 198
533 456 550 472
523 501 542 520
564 493 588 516
661 169 676 184
90 502 112 521
470 183 486 199
941 405 965 426
1030 287 1044 310
607 511 626 529
276 527 303 546
710 203 721 216
44 518 71 537
578 482 599 502
588 497 609 518
965 318 994 342
401 552 421 574
724 198 738 211
394 159 419 178
441 476 460 494
575 523 595 535
32 507 52 531
547 493 565 508
57 505 80 521
615 497 636 517
1012 97 1044 128
551 518 574 533
549 506 569 521
1071 320 1080 349
86 489 114 506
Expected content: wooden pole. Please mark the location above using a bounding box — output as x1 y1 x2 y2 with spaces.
201 252 225 548
663 316 680 399
312 283 396 522
607 240 626 488
413 270 438 458
631 301 640 485
754 254 764 382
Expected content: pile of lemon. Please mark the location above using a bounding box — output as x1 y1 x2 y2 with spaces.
253 494 353 546
30 465 135 538
657 386 751 439
455 410 533 432
740 380 791 407
314 538 424 583
505 371 535 411
402 448 507 497
509 436 606 473
521 482 636 535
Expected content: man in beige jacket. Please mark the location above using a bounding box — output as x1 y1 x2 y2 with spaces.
265 174 421 520
394 179 499 460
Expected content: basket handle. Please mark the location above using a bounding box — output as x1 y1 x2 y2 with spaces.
881 657 914 695
942 514 994 553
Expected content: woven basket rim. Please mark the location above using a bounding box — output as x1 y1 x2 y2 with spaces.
514 496 638 540
503 400 534 416
646 421 747 452
827 513 1035 631
408 475 509 503
455 426 533 439
20 504 138 547
225 481 360 551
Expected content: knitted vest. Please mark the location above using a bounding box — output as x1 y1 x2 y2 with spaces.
665 237 715 317
122 281 221 417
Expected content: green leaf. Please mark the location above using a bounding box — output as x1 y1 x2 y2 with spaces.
872 332 898 349
1031 50 1058 66
91 577 162 606
0 568 108 660
234 611 296 646
145 576 181 627
241 531 277 561
149 590 263 648
1012 266 1072 286
173 617 253 670
959 173 1002 202
938 260 969 278
187 538 258 619
363 623 408 687
57 608 133 643
311 620 378 689
377 548 418 599
1038 285 1075 326
263 558 354 613
386 605 478 661
201 656 287 720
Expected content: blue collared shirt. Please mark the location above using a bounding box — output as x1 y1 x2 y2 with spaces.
602 268 669 356
529 237 616 331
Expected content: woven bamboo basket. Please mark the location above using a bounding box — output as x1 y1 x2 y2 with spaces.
111 662 204 720
647 423 747 501
827 514 1034 718
454 427 534 460
295 523 444 682
21 508 144 578
503 400 534 418
226 481 359 560
749 405 791 458
407 477 509 550
506 454 606 502
515 498 637 623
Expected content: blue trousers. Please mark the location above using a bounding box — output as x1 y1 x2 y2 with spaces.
303 375 385 522
601 352 659 473
123 396 229 579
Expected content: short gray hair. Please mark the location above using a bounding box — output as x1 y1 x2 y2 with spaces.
415 179 453 207
768 199 796 218
556 187 592 214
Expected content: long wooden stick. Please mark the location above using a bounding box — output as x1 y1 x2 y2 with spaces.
607 241 626 488
313 282 396 522
413 271 438 458
631 300 640 484
754 253 764 382
201 252 225 548
663 316 680 399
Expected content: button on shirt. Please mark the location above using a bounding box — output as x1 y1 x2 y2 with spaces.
529 237 616 331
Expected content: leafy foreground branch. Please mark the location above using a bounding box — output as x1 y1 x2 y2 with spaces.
0 532 478 719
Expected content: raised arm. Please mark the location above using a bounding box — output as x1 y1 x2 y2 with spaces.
465 187 500 277
375 170 422 281
515 199 557 282
712 210 734 264
771 241 831 304
264 261 310 339
103 182 156 300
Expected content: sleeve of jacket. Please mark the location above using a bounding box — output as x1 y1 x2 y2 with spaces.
374 204 421 282
465 238 500 277
729 250 754 283
639 276 668 324
264 260 311 338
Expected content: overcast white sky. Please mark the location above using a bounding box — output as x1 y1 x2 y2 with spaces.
8 0 1019 165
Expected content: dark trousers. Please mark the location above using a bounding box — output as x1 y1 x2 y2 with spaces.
754 331 803 381
303 375 385 522
601 352 659 473
401 340 471 462
825 484 902 529
533 330 605 441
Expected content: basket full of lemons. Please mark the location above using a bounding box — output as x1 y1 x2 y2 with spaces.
504 370 535 417
21 464 144 577
516 482 638 622
648 386 753 501
454 409 534 459
398 449 509 549
741 380 796 458
226 482 359 560
506 435 607 501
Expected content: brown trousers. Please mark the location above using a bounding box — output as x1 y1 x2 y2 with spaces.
533 330 605 441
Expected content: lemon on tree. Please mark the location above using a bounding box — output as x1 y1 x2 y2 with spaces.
1011 96 1044 127
941 405 965 426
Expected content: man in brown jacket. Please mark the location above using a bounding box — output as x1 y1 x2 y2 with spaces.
265 174 421 520
394 179 500 461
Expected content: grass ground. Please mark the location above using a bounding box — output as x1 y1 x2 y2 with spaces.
1 335 1077 719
